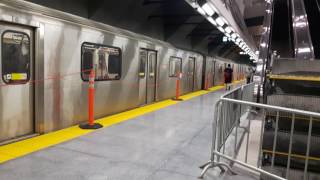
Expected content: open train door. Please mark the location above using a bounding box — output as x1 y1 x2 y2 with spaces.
0 23 35 143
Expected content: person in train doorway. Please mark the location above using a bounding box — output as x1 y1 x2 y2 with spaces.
224 64 233 91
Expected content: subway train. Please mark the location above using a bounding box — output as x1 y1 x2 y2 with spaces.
0 0 248 143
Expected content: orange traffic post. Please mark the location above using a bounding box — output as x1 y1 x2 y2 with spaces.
172 72 183 101
204 76 208 90
205 73 210 91
80 69 103 129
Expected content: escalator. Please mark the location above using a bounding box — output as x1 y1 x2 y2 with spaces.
270 0 294 58
261 0 320 178
303 0 320 59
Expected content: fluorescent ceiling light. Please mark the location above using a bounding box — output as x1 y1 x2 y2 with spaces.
240 42 245 48
297 47 311 53
207 17 217 26
231 33 237 39
223 36 228 42
217 26 225 33
225 26 232 34
202 3 215 16
215 17 224 26
260 42 267 47
197 7 206 16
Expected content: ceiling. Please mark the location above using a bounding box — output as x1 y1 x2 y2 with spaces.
243 0 266 47
24 0 266 64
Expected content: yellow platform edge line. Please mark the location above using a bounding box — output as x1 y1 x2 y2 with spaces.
0 81 242 164
268 74 320 82
263 149 320 161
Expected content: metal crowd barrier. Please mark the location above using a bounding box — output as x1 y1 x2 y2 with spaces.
199 83 320 180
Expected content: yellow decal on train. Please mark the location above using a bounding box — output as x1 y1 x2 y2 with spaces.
11 73 27 80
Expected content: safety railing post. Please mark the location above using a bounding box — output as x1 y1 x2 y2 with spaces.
271 111 280 169
198 83 320 180
286 114 295 179
79 68 103 129
303 116 313 180
257 109 266 168
244 115 251 163
211 101 222 162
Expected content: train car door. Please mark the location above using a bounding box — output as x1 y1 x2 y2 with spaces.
146 50 157 104
232 64 235 81
211 61 215 86
0 23 34 142
187 57 195 92
207 60 215 88
139 49 157 105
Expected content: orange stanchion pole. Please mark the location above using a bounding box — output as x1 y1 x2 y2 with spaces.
172 72 183 101
176 77 180 99
204 76 208 90
79 69 103 129
205 73 210 91
88 69 95 126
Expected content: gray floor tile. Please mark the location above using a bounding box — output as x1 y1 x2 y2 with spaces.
0 89 257 180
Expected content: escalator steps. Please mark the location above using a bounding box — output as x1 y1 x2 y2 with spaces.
262 130 320 172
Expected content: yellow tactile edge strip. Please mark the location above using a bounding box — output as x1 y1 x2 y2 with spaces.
268 74 320 82
0 81 243 164
263 150 320 161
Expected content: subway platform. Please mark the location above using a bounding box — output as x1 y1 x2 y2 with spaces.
0 83 256 180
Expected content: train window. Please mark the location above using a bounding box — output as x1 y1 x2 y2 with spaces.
169 56 182 77
218 64 223 72
2 31 30 84
148 52 156 77
82 49 94 76
81 42 121 81
139 50 147 77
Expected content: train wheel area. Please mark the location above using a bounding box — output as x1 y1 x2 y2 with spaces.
0 81 243 165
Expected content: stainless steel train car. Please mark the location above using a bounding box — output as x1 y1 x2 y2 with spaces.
0 0 247 143
204 56 246 88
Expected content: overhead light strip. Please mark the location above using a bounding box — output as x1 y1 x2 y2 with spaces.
194 0 258 61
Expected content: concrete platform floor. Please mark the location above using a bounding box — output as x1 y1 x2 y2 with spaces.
0 89 257 180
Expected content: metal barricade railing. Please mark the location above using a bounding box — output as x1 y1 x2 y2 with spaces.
199 83 320 180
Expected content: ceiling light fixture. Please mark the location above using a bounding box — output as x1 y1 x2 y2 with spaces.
217 26 225 33
202 3 215 16
224 26 232 34
197 7 206 16
207 17 217 26
194 0 256 62
215 17 225 26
